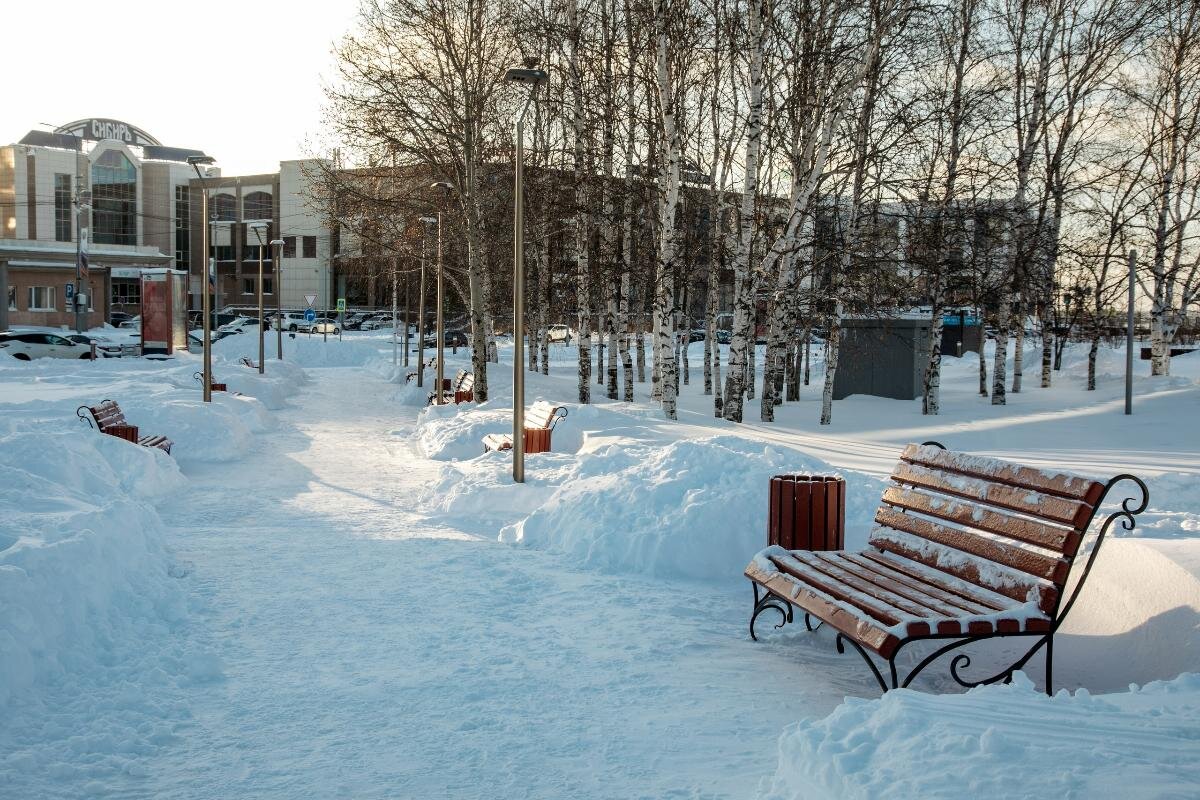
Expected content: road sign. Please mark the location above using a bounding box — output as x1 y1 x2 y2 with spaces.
65 283 75 300
336 298 346 313
304 294 317 308
304 309 316 323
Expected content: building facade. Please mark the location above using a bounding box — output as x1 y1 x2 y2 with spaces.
1 118 335 332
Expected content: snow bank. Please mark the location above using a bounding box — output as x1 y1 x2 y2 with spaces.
112 391 275 463
251 334 388 368
502 435 884 582
756 672 1200 800
0 430 189 708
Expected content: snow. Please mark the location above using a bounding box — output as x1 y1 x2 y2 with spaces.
757 672 1200 800
0 330 1197 798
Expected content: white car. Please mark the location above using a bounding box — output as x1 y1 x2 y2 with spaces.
310 320 340 335
0 331 96 360
547 324 578 344
275 313 311 332
218 316 260 334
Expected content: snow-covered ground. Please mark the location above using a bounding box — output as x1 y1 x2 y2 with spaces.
1 328 1197 798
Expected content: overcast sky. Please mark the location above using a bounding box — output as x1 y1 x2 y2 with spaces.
4 0 361 176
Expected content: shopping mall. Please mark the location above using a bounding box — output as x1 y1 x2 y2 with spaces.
0 118 329 330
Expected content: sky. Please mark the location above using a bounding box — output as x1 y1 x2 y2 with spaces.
3 0 362 176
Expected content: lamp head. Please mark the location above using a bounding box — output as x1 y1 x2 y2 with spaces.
430 181 453 191
269 239 285 246
504 67 549 86
186 154 215 166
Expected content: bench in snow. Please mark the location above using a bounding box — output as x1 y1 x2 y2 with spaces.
745 442 1148 694
76 400 173 454
429 370 474 406
482 400 568 455
240 356 260 370
405 358 437 383
193 371 234 393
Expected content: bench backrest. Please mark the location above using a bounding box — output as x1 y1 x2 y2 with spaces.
458 371 474 392
84 400 128 431
869 444 1105 617
526 400 567 431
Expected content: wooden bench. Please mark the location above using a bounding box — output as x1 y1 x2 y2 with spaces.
482 400 568 455
76 400 173 454
193 371 228 392
240 356 260 369
405 358 437 383
745 442 1148 694
428 370 474 405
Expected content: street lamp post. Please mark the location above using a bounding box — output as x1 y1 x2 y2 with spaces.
417 218 435 387
188 155 216 402
270 238 284 359
249 222 269 373
429 184 453 403
504 64 549 484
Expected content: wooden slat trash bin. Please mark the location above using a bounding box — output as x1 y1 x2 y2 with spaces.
768 475 845 551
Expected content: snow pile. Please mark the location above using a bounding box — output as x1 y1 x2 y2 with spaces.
113 391 276 463
756 673 1200 800
247 334 388 368
0 429 190 709
416 400 515 460
502 435 883 582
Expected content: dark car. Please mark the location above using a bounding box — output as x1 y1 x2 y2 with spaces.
108 312 134 326
423 329 470 348
714 329 732 345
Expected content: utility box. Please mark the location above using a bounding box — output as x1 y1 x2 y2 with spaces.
833 317 931 401
141 269 189 356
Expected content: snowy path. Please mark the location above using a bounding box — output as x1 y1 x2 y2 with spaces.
135 368 848 799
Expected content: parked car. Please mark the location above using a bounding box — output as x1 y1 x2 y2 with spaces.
118 316 142 329
310 320 341 335
360 315 393 331
218 316 260 334
342 312 372 330
108 312 134 327
714 329 732 345
275 312 310 332
65 333 126 358
423 329 469 348
686 328 706 342
547 324 578 344
0 331 96 360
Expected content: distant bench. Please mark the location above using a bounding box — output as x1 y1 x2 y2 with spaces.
405 358 437 383
429 370 474 405
193 371 228 393
482 400 568 455
240 356 260 370
745 442 1148 695
77 400 173 454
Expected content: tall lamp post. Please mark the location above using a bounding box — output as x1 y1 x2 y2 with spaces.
249 222 269 373
418 216 437 386
270 238 284 358
504 64 549 484
188 155 216 402
429 183 454 403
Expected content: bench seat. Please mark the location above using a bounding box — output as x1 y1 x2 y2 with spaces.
482 400 567 454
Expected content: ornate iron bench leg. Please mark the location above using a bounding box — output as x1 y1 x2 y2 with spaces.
750 583 793 641
835 634 891 693
803 613 823 632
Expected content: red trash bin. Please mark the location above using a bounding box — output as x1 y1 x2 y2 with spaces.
768 475 845 551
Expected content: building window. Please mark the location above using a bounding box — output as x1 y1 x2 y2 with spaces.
55 174 72 242
111 281 140 306
212 193 236 222
283 236 296 258
244 191 272 221
212 244 235 262
91 150 137 246
175 185 190 266
263 277 273 295
28 286 56 311
302 235 316 258
243 278 255 295
7 286 15 310
244 224 273 257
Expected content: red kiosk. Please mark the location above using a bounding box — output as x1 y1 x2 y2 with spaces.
140 269 189 356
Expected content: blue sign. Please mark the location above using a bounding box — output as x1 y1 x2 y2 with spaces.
304 309 316 322
943 313 979 326
65 283 75 300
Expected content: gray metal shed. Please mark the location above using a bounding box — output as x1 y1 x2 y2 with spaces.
832 317 931 401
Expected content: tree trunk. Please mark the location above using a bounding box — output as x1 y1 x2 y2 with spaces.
1012 303 1025 393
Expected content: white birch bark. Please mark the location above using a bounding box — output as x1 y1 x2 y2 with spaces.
654 0 680 420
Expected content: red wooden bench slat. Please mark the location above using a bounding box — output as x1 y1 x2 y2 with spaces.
880 485 1081 556
839 552 997 615
768 552 919 631
807 552 986 620
900 443 1104 504
745 559 901 657
872 506 1071 584
890 462 1092 528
